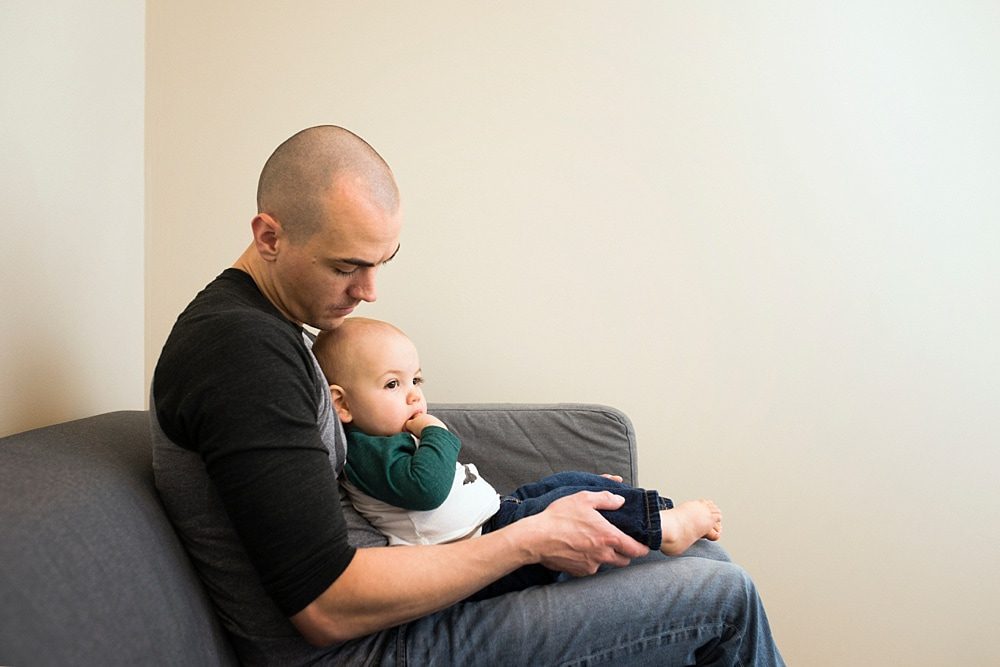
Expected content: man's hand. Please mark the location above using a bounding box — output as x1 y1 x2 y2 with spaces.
404 412 447 437
291 489 649 645
520 491 650 576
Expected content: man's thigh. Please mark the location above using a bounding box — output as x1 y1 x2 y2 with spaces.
388 549 758 666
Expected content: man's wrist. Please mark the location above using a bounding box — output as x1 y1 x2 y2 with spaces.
490 512 545 566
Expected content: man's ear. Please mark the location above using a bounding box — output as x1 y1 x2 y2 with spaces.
329 384 353 423
250 213 282 261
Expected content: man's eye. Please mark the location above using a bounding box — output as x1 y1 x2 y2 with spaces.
385 380 399 390
334 266 358 276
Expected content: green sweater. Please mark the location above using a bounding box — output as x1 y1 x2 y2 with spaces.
343 426 462 511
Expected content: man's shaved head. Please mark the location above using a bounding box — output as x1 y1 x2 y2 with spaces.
256 125 399 241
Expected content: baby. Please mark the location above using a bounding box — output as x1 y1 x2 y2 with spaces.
312 318 721 596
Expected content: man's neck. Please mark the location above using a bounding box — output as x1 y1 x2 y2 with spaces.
231 245 300 326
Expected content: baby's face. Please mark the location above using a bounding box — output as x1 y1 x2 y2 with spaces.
343 331 428 436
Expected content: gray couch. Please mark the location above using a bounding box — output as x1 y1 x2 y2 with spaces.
0 403 638 666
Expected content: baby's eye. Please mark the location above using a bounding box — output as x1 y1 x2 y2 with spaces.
384 379 399 390
413 377 424 386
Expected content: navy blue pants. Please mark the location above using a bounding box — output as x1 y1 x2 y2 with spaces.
469 471 672 600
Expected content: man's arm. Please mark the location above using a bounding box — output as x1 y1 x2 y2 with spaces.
290 490 650 645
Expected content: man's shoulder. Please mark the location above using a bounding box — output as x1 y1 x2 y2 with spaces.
165 270 303 355
153 270 322 450
181 269 283 325
154 269 315 416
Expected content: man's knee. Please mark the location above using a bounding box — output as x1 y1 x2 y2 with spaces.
711 562 764 622
684 538 732 562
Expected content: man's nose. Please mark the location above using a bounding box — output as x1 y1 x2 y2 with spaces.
348 268 378 302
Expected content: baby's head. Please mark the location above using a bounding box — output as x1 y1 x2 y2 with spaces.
313 317 427 436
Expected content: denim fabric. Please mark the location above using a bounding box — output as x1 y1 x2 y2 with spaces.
323 540 785 666
498 471 669 547
459 472 669 600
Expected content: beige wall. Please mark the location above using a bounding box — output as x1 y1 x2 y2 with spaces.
45 1 994 664
20 1 1000 662
1 2 145 437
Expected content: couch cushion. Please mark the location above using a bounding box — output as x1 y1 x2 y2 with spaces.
429 403 638 494
0 411 237 666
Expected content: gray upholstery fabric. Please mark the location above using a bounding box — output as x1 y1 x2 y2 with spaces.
0 403 637 666
0 411 238 667
430 403 638 493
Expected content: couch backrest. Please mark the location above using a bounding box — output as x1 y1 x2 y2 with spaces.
0 411 238 667
430 403 639 493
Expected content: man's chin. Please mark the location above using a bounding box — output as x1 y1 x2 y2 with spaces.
316 308 357 331
316 317 346 331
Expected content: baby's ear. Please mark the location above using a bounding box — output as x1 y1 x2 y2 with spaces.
329 385 353 423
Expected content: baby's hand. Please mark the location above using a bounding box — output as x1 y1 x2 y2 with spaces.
404 412 447 436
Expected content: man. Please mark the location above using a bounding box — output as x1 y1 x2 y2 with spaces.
152 125 784 665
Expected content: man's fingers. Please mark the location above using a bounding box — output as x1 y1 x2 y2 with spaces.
613 534 650 560
584 490 626 511
580 491 651 560
604 548 637 568
535 491 651 575
566 539 646 576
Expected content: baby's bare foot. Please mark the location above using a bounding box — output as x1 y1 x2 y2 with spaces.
659 500 723 556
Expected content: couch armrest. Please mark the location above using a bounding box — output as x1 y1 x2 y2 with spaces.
428 403 638 495
0 411 238 666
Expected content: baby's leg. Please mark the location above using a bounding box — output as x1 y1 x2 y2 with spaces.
659 500 723 556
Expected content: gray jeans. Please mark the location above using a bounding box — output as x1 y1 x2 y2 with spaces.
331 541 785 666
